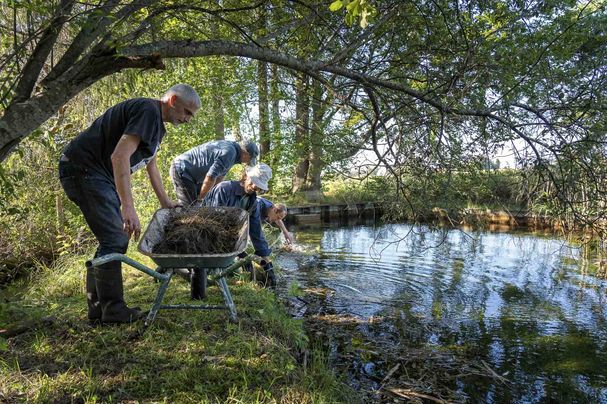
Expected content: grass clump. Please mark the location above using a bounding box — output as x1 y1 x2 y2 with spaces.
0 249 356 403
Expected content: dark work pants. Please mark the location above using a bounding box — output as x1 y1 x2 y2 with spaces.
58 160 128 257
169 162 201 206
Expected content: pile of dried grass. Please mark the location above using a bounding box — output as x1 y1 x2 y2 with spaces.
153 207 244 254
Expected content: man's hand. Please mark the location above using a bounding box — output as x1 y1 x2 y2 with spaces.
163 199 180 209
276 219 294 245
121 205 141 241
283 230 295 245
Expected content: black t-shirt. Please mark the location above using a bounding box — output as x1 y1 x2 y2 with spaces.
64 98 166 179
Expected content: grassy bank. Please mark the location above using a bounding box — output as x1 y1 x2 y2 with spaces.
276 171 526 218
0 249 354 403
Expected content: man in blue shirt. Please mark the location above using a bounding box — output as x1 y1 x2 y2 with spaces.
204 163 277 287
59 84 201 324
170 140 259 206
257 198 294 245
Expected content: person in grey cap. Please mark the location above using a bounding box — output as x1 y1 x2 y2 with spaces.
170 139 259 206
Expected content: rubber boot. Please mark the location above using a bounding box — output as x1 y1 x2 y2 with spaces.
263 262 277 289
237 252 255 281
95 262 144 324
86 267 102 324
190 268 206 300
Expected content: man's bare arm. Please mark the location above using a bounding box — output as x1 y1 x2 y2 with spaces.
275 219 294 244
146 156 176 208
197 174 218 201
111 134 141 240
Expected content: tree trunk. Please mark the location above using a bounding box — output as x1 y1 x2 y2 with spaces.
210 19 225 140
258 60 270 155
270 64 281 168
306 79 324 196
292 73 310 193
0 50 163 161
212 91 225 140
257 4 270 158
232 120 242 141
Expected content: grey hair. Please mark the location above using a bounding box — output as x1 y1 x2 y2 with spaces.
163 84 201 108
274 203 287 214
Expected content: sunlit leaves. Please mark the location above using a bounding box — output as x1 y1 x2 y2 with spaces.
329 0 344 12
329 0 376 28
344 111 363 128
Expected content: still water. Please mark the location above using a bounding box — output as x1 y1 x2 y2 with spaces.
276 221 607 402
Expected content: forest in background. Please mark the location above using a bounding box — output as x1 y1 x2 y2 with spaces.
0 0 605 278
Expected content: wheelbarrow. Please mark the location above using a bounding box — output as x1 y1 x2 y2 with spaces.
86 207 253 330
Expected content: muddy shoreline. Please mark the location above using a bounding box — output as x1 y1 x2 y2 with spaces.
279 287 506 403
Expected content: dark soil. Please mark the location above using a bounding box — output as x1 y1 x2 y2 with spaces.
152 207 244 254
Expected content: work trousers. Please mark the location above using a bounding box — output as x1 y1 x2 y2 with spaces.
58 160 128 257
169 162 201 206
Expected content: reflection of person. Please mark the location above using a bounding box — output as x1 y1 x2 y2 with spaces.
257 198 294 245
203 163 277 287
170 140 259 206
58 84 201 324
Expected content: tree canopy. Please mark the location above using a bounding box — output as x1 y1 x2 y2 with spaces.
0 0 606 229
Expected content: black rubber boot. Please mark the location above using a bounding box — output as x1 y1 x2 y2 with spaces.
95 262 144 324
237 252 255 280
263 262 277 289
190 268 206 300
86 267 102 324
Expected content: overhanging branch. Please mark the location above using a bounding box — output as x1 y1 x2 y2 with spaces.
122 40 557 153
12 0 75 102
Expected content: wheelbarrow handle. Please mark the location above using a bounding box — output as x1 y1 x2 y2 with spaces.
86 253 170 281
210 254 262 281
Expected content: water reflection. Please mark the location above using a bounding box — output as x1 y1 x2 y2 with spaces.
277 222 607 402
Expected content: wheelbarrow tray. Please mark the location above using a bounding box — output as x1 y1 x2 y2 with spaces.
138 207 249 269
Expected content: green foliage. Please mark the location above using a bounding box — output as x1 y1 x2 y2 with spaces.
288 281 305 298
322 176 392 205
0 163 25 217
0 99 96 257
391 168 524 220
329 0 376 28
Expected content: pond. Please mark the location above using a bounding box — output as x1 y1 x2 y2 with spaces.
275 220 607 403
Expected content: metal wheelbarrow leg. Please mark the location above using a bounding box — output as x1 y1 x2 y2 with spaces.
216 276 237 322
209 254 256 323
145 268 173 328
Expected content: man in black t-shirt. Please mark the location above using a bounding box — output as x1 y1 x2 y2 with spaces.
59 84 201 324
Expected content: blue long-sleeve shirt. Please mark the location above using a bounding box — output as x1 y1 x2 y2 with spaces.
257 197 274 222
203 180 271 257
173 140 242 183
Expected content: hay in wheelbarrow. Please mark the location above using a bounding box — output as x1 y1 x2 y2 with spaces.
152 206 244 255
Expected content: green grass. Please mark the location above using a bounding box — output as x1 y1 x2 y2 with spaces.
0 249 356 403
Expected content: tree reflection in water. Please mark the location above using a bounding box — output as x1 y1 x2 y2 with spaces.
277 221 607 402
